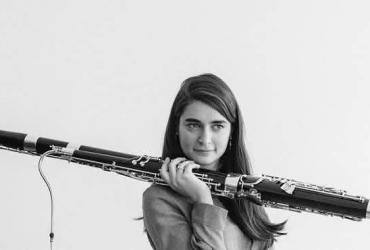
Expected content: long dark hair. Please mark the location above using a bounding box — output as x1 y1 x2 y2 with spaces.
162 73 286 249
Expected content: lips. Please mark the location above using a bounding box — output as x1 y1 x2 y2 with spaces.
194 149 214 152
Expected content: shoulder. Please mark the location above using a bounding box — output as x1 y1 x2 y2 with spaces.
251 240 275 250
143 184 188 209
143 184 177 201
142 184 191 220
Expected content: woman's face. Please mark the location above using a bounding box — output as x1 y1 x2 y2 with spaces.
178 101 231 171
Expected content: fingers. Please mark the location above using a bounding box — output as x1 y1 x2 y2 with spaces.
160 157 170 183
183 162 200 175
160 157 199 186
160 157 186 184
175 160 192 173
168 157 186 180
160 157 208 202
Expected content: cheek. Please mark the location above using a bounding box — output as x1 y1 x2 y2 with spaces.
179 130 196 151
216 136 228 149
215 131 231 150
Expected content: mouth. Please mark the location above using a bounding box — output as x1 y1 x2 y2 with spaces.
194 149 214 153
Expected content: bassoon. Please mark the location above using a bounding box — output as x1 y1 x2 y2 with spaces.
0 129 369 221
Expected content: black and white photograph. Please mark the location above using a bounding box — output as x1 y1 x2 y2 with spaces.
1 1 369 249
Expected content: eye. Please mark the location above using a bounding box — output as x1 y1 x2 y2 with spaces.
212 124 224 130
186 123 200 129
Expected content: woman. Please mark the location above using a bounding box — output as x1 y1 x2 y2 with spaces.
142 74 286 250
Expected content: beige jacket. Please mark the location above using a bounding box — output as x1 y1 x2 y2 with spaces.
142 184 272 250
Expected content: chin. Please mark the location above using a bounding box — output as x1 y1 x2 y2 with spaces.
190 154 212 163
193 157 219 170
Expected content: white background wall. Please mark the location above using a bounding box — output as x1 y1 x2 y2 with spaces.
1 1 369 249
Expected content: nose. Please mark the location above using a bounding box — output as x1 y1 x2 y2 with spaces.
197 127 212 145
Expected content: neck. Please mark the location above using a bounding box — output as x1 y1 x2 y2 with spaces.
200 161 221 171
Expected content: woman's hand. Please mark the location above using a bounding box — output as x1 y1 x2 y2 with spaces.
160 157 213 205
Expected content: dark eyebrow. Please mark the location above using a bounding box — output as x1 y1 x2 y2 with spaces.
211 120 228 124
184 118 227 124
184 118 201 123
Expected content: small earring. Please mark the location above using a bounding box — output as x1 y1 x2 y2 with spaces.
229 138 232 148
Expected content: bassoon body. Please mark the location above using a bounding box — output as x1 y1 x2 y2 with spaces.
0 129 369 221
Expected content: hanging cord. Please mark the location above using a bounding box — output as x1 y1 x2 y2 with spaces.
38 149 61 250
